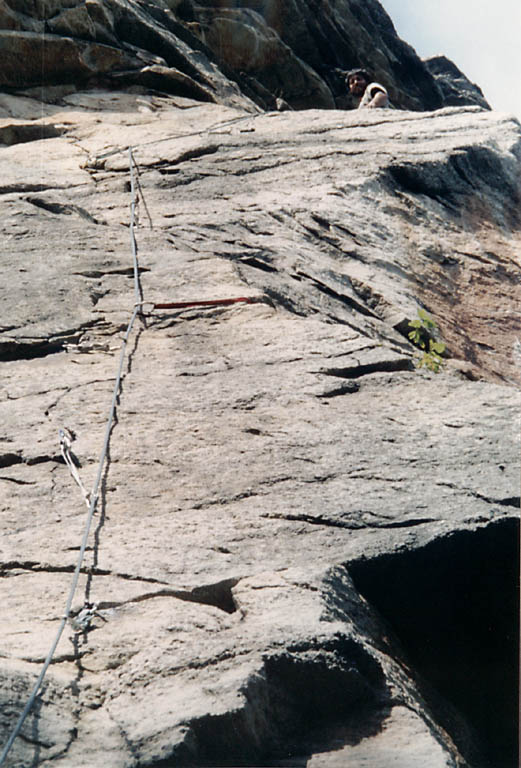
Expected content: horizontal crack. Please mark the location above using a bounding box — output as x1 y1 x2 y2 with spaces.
0 319 122 362
20 651 87 665
321 358 413 379
0 562 239 614
0 453 64 469
0 452 22 469
0 183 60 195
25 196 102 224
295 272 377 319
0 123 66 147
153 144 219 168
263 512 364 530
72 267 150 278
263 512 437 530
98 577 239 615
317 382 360 398
436 483 520 508
0 476 37 485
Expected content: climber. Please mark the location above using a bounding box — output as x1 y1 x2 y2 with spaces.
346 69 389 109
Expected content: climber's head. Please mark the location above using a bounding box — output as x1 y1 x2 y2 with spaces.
346 69 371 96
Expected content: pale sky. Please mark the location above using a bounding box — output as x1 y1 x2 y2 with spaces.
380 0 521 119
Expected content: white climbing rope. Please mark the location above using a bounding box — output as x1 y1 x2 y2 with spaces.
0 148 144 767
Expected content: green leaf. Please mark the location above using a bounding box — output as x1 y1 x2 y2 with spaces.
430 341 446 354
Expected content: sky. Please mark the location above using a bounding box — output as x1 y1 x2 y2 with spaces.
380 0 521 119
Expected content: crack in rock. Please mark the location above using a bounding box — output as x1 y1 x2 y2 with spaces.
96 577 239 615
0 562 239 614
295 270 379 319
321 357 413 379
317 381 360 398
0 453 64 469
0 476 36 485
436 482 520 508
72 267 150 278
0 183 75 195
263 512 437 530
25 196 104 225
0 123 66 146
0 319 123 362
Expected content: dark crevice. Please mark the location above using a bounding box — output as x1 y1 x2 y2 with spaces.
72 266 151 278
157 172 210 188
331 222 366 247
264 513 363 530
0 476 36 485
25 453 65 466
0 184 65 195
16 732 54 748
0 561 238 614
436 482 520 509
322 358 413 379
188 578 239 614
22 652 88 666
317 381 360 398
475 494 519 508
0 123 66 146
153 144 219 169
0 453 64 469
0 452 23 469
372 516 438 528
264 512 436 530
0 320 116 362
0 559 84 577
96 578 239 615
348 517 520 768
157 167 180 176
494 496 520 507
25 197 102 224
0 339 67 361
296 271 378 318
240 256 278 273
261 288 309 318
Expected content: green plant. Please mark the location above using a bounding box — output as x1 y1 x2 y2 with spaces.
408 309 446 373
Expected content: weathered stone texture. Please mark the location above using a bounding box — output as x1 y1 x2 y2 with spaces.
0 89 519 767
0 0 491 112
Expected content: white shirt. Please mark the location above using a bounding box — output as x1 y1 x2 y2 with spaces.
358 82 389 109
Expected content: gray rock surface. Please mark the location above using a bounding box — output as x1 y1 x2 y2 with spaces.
0 90 520 766
424 55 490 111
0 0 490 112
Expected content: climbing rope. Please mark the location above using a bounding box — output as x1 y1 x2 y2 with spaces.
0 143 260 765
0 148 144 768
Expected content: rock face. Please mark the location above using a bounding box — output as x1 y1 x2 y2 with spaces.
1 86 520 768
0 0 489 111
0 1 520 766
424 56 490 111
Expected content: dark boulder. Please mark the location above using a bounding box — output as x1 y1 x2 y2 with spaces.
424 54 491 110
0 0 491 111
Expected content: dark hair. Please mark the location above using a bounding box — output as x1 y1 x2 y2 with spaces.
346 68 371 84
